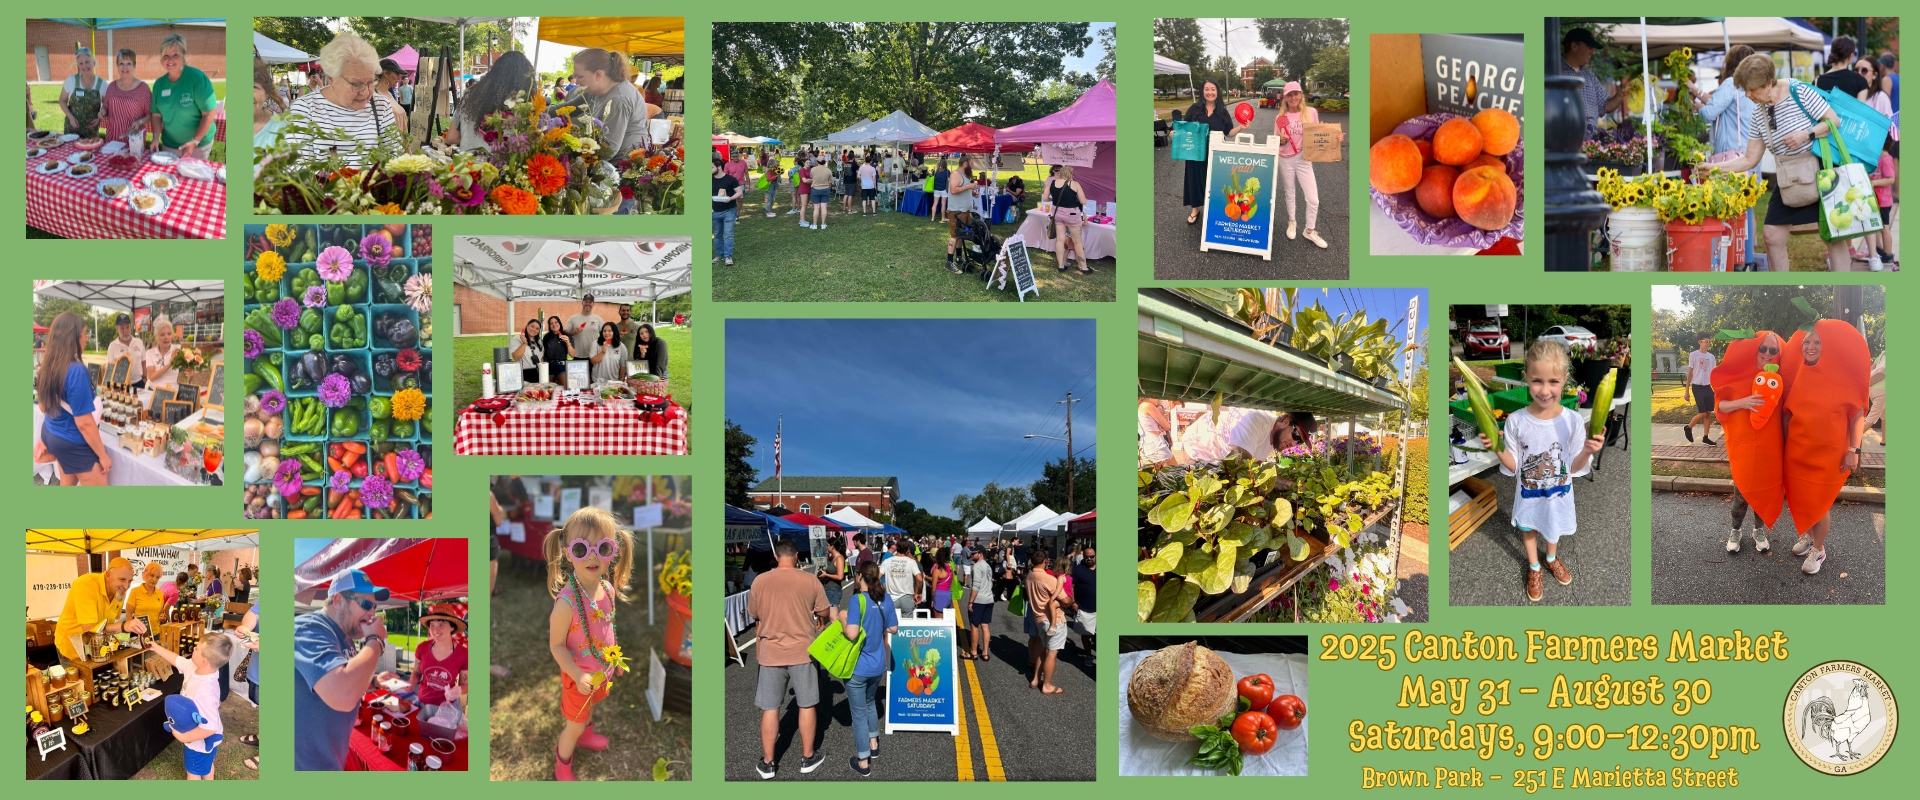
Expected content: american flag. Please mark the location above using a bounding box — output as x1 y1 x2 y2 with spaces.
774 417 782 478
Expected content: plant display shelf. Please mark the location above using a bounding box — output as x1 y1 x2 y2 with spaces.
1138 290 1402 416
1194 501 1400 623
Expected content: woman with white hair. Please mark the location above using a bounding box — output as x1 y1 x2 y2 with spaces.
149 34 218 159
283 32 406 166
57 47 108 137
143 317 181 390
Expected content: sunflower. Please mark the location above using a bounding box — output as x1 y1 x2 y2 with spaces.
265 224 294 247
254 250 286 282
391 388 426 421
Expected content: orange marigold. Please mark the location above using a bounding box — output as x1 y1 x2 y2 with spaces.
368 202 403 216
526 154 568 196
532 92 548 115
646 155 668 170
390 388 427 421
490 184 539 215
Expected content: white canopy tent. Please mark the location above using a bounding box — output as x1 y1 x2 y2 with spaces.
825 507 882 530
169 532 260 552
1154 53 1195 97
812 110 940 147
1020 512 1080 535
1000 505 1059 534
966 516 1000 534
33 279 224 311
455 236 692 328
1599 18 1826 58
254 31 314 65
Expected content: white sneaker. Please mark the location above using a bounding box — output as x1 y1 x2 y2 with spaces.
1801 547 1826 574
1726 528 1742 554
1752 528 1772 553
711 255 719 264
1869 255 1885 272
1792 533 1813 555
801 221 813 229
818 224 827 230
1286 220 1298 240
725 258 734 266
1304 230 1328 249
786 209 799 215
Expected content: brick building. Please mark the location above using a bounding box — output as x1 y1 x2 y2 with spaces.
26 20 227 82
749 476 898 518
1238 57 1275 90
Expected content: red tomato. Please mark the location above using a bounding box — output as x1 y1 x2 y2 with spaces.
1230 710 1279 755
1267 694 1307 730
1236 673 1274 709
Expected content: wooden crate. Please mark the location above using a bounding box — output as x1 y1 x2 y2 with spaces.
1448 476 1499 550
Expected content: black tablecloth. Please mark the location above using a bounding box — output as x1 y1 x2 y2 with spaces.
28 673 182 780
25 725 91 780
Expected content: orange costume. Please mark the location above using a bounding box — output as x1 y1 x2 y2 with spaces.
1710 332 1789 528
1782 320 1871 533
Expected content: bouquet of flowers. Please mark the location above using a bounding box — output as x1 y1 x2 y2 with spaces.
617 138 686 215
1581 137 1649 164
476 92 626 214
169 346 208 373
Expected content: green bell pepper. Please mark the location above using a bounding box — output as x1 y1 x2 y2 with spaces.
331 409 361 438
243 374 262 396
346 270 368 303
368 418 388 446
420 408 432 435
335 303 355 322
391 420 415 438
309 334 325 351
369 397 391 420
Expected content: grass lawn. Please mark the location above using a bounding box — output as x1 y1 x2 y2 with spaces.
1651 380 1694 424
132 677 259 779
488 561 691 780
453 326 692 420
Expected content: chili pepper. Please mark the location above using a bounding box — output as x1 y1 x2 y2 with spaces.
343 441 368 454
300 486 322 497
328 457 344 472
288 510 307 520
385 453 400 482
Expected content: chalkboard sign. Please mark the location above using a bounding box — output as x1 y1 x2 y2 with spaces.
65 701 86 722
109 356 133 387
174 383 200 409
161 400 195 425
149 387 176 418
35 725 65 760
1003 235 1039 302
204 364 224 411
88 362 103 387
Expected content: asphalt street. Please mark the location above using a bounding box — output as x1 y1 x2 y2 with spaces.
1153 107 1351 280
1651 492 1885 605
724 598 1096 781
1447 440 1634 606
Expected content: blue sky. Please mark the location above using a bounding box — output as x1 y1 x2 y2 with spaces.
293 538 332 567
1288 288 1430 372
727 319 1096 517
1061 22 1116 76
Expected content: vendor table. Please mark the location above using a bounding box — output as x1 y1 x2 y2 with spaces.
31 407 197 486
347 691 468 771
1015 208 1119 261
496 519 554 562
724 590 756 667
27 672 182 780
454 400 688 456
897 186 931 217
982 192 1017 224
24 137 227 240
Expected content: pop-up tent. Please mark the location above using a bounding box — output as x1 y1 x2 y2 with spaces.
1067 510 1097 536
1000 505 1060 535
293 538 426 602
359 538 468 602
1154 53 1195 98
997 79 1117 203
725 504 767 543
825 507 883 530
815 110 940 147
254 31 315 65
384 44 419 74
33 279 224 312
27 529 256 555
404 16 514 78
1021 512 1080 535
966 516 1000 535
536 16 684 56
1599 17 1826 57
454 237 692 319
913 122 1034 154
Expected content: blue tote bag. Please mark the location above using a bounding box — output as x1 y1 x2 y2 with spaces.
1817 85 1892 168
1170 120 1210 161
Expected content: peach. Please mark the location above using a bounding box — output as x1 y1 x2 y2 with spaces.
1453 165 1517 230
1432 118 1484 165
1415 140 1434 166
1415 165 1459 219
1472 108 1520 156
1368 134 1424 194
1466 153 1507 174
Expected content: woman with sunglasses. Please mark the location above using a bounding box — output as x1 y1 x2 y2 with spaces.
101 48 151 145
544 506 636 780
1705 54 1859 271
1712 332 1789 555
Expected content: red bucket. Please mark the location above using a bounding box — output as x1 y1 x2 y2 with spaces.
664 591 692 667
1729 211 1748 268
1666 217 1733 272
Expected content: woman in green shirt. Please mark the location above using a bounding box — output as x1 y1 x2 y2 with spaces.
148 34 218 159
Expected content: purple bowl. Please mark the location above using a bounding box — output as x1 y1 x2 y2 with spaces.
1369 113 1526 250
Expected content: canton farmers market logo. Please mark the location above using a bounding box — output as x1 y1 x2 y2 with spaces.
558 250 609 271
1783 660 1898 775
634 242 672 255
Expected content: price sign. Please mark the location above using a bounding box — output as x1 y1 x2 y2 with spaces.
109 356 133 387
633 502 664 529
204 364 224 411
1003 235 1038 302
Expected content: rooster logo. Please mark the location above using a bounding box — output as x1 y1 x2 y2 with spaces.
1785 661 1899 775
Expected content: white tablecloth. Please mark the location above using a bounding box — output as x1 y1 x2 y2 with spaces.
1014 208 1118 261
724 590 754 635
31 406 193 486
1118 648 1309 776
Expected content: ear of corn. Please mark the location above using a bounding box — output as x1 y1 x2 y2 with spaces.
1453 357 1502 452
1588 368 1618 439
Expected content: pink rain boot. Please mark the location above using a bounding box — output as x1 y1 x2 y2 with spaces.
555 748 577 781
576 723 609 751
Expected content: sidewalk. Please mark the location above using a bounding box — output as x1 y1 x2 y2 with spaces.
1395 522 1429 623
1651 423 1885 469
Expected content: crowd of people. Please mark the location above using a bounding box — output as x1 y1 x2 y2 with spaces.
505 295 671 386
29 35 220 158
740 531 1095 778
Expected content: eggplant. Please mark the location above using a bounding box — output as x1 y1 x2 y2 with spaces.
297 351 326 388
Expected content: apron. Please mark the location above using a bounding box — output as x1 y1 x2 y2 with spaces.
66 78 105 136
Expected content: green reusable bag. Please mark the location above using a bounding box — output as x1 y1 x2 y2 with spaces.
1006 585 1026 618
755 171 771 191
1813 135 1884 243
808 593 867 680
925 175 935 192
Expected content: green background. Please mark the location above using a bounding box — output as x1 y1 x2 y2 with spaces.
7 5 1913 794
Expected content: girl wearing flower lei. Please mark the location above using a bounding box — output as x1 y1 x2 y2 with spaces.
545 506 635 780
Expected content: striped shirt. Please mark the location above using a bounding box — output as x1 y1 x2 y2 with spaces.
283 90 401 167
1751 82 1832 157
100 80 151 142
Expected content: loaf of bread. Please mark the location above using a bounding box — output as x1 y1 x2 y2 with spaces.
1127 641 1237 741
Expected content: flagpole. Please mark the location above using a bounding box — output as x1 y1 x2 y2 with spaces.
775 415 783 511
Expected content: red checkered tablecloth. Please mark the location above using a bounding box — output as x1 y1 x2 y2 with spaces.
454 400 688 456
24 137 226 239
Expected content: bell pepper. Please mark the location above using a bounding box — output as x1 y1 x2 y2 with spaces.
309 334 325 351
368 418 388 446
243 374 262 396
346 269 368 302
420 408 432 436
391 420 415 438
326 281 345 307
331 410 361 438
369 397 391 420
254 361 283 394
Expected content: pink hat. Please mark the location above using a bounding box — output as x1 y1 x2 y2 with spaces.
1282 81 1303 95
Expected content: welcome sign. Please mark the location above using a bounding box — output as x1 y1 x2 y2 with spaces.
1200 132 1281 260
885 612 959 734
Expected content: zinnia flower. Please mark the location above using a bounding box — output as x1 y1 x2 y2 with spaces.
259 390 286 415
273 458 304 499
360 474 394 510
404 274 432 313
265 224 294 247
527 154 568 196
390 388 427 421
270 298 301 329
359 233 393 267
371 202 404 216
395 450 425 482
396 348 423 372
318 373 352 408
329 469 352 495
315 246 355 282
302 285 327 308
384 153 434 174
490 184 539 215
242 329 264 359
254 250 286 282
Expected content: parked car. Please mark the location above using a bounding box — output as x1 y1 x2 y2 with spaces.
1537 324 1599 352
1461 319 1510 357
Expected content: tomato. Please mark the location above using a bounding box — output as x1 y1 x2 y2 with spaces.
1230 710 1279 756
1267 694 1307 730
1236 673 1274 708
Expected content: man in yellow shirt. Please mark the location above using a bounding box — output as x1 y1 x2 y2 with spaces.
54 557 147 666
124 561 170 631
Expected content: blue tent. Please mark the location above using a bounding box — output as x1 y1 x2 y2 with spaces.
876 524 906 534
747 511 810 551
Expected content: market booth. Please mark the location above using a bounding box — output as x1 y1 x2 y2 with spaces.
911 122 1035 222
31 280 225 487
25 528 257 780
294 538 470 771
535 16 686 124
452 236 691 456
999 79 1120 261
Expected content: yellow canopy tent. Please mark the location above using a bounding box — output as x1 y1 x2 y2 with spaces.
26 529 256 555
536 17 684 56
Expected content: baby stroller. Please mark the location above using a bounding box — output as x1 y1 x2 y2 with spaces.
946 211 1002 279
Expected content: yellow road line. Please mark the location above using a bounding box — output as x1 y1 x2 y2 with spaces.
954 656 975 781
964 657 1007 781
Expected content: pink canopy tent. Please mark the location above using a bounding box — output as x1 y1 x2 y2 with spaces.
996 79 1116 202
384 44 420 74
913 122 1034 154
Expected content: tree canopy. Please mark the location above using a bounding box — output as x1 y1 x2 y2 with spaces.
892 500 965 539
723 420 759 508
254 17 520 72
1154 17 1205 92
1672 285 1884 356
1307 42 1350 93
950 481 1032 529
1255 18 1349 93
1028 456 1096 515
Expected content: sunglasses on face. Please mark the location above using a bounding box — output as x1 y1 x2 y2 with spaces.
568 537 619 562
1758 346 1780 355
341 593 375 611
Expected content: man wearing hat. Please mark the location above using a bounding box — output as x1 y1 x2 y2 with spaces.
294 569 390 771
54 557 148 668
565 293 605 376
1561 27 1628 138
105 313 146 389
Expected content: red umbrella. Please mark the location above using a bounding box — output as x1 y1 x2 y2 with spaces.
360 538 469 602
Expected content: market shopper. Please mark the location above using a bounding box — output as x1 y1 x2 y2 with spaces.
1479 340 1604 603
543 507 635 781
842 561 898 777
881 540 924 612
149 632 231 779
54 558 147 666
1707 54 1862 272
746 538 831 778
444 51 535 153
965 549 995 661
819 539 848 622
1182 79 1246 224
1274 82 1340 249
284 33 404 167
807 157 833 230
103 48 152 144
294 569 390 771
105 313 146 390
1684 337 1720 445
237 602 261 771
252 58 288 149
1069 548 1096 665
1816 36 1872 102
1024 551 1068 695
1560 27 1627 138
944 154 982 272
714 158 742 266
858 156 879 216
35 312 112 486
1698 45 1759 266
1047 164 1092 274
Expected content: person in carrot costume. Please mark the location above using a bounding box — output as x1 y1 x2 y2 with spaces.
1781 320 1872 575
1710 331 1789 554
